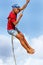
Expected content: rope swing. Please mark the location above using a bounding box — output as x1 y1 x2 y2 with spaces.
11 35 17 65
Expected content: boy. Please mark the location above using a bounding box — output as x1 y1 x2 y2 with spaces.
7 0 35 54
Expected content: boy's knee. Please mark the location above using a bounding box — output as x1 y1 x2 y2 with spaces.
20 35 24 40
19 33 24 38
16 33 24 41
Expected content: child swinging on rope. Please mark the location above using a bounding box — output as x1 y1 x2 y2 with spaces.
7 0 35 54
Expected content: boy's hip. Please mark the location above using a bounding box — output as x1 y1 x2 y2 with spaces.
7 27 20 36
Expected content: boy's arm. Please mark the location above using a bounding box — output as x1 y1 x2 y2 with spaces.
19 0 30 11
12 13 23 25
12 0 30 25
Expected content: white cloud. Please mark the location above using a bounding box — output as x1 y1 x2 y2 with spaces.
0 34 26 59
0 34 43 59
0 35 11 46
30 35 43 59
0 59 3 65
0 57 15 65
0 58 43 65
24 58 43 65
0 35 12 57
0 34 43 65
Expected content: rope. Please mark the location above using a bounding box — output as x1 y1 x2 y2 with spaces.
11 35 17 65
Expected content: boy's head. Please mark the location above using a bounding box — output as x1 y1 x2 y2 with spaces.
12 4 20 14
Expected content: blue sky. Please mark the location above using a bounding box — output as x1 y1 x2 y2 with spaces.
0 0 43 38
0 0 43 65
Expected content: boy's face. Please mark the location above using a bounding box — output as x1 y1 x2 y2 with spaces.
13 8 20 14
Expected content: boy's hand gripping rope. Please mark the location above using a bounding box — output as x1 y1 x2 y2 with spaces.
11 35 17 65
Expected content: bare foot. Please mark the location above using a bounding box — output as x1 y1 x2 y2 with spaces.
27 48 35 54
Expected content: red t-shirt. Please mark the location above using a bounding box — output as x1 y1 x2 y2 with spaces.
7 11 17 30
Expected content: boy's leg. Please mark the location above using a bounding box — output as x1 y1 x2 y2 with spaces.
15 33 29 50
19 32 34 50
15 32 35 54
7 29 35 54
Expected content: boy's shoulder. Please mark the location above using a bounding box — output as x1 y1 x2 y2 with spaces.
9 11 13 16
8 11 17 19
8 11 14 18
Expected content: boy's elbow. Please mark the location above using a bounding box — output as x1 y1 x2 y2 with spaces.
13 22 16 26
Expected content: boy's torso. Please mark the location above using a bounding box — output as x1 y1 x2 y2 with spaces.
7 11 17 30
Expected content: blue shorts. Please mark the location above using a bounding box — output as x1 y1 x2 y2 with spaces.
7 27 20 36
